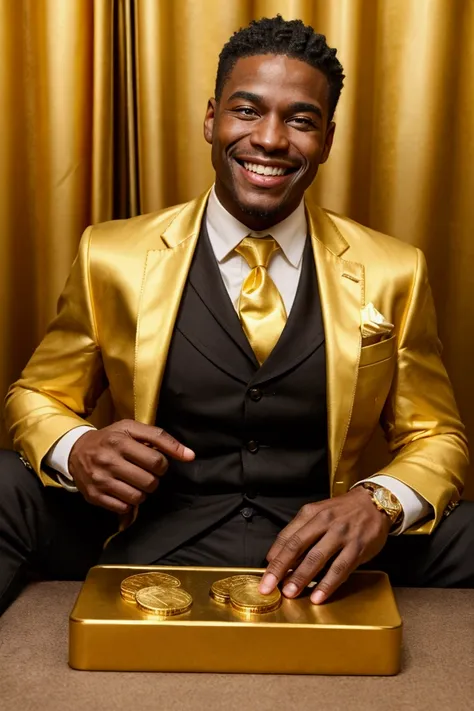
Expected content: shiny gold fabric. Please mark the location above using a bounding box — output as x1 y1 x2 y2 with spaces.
1 0 473 497
235 237 287 364
4 190 468 534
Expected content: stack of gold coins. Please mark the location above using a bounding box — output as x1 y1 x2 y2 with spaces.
230 579 281 615
120 572 181 603
136 586 193 616
209 575 261 604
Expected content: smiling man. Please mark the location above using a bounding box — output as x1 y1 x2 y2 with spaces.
207 52 334 227
1 16 473 615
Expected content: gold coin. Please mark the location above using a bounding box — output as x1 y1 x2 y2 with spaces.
230 579 281 614
209 575 261 604
136 585 193 616
120 572 181 602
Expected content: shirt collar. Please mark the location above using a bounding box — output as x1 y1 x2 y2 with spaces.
206 186 307 268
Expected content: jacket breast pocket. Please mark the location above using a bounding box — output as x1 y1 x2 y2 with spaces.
349 335 398 443
359 335 397 368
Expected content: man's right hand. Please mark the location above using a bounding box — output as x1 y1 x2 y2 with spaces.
68 420 195 514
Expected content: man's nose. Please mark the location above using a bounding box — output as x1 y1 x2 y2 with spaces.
249 114 289 153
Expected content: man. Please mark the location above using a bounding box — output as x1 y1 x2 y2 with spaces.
1 16 473 616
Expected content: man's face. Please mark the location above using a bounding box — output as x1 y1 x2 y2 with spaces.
204 54 335 229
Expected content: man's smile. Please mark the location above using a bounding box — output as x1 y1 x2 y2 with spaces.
232 156 299 189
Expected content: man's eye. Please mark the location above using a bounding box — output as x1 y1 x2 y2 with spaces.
235 107 257 117
289 117 315 128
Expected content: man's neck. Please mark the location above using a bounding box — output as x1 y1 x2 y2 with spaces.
206 186 307 267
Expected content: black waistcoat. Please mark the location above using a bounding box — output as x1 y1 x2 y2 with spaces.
104 223 328 564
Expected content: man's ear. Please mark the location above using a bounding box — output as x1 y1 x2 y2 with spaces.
320 121 336 164
203 98 217 145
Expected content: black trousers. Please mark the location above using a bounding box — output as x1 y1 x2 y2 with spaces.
1 450 473 615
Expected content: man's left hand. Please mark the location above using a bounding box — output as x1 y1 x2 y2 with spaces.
259 487 392 604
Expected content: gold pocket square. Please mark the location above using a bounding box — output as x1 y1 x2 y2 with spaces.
360 302 394 341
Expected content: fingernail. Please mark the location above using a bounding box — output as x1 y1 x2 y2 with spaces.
282 583 298 598
183 447 195 459
311 590 326 605
259 574 277 594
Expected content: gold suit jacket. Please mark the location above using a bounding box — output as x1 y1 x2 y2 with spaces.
5 189 468 533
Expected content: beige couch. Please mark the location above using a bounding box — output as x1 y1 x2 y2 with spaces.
1 583 473 711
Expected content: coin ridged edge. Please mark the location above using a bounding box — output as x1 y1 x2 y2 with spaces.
209 589 229 604
230 597 281 614
135 585 193 616
120 589 138 602
229 582 281 613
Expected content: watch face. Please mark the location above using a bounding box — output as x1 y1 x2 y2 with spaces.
375 488 400 517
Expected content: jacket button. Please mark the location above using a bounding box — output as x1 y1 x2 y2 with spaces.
248 387 262 402
247 440 259 454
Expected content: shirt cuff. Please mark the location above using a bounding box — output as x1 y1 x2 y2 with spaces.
355 475 433 534
44 425 96 487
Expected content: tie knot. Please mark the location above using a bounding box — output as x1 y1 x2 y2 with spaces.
235 236 280 269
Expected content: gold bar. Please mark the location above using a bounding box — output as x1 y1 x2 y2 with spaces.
69 566 402 675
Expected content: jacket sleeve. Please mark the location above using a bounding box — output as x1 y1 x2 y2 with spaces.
4 226 108 486
379 248 469 533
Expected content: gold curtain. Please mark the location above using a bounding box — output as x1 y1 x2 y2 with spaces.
1 0 473 496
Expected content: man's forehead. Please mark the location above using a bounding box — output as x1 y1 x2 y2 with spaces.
223 54 329 105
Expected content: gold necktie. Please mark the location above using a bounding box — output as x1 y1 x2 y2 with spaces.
235 236 287 364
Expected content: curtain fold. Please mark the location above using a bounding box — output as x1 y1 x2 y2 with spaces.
0 0 96 394
1 0 473 495
114 0 139 217
91 0 114 225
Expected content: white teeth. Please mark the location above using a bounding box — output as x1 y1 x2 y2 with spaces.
243 161 286 176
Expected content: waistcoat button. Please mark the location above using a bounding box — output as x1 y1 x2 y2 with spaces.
240 506 255 520
246 440 259 454
248 387 262 402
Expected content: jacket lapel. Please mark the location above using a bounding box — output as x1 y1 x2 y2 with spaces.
133 191 210 424
306 201 364 492
187 223 258 370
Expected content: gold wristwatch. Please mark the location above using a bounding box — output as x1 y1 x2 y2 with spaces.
359 482 403 528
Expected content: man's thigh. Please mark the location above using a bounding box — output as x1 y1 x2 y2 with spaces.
39 476 117 580
0 450 116 612
370 500 474 587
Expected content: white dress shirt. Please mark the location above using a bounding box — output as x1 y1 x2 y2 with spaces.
46 186 431 531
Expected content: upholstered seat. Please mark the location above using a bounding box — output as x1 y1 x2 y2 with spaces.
1 582 473 710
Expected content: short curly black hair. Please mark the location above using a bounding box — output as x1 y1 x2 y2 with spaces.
215 15 344 121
